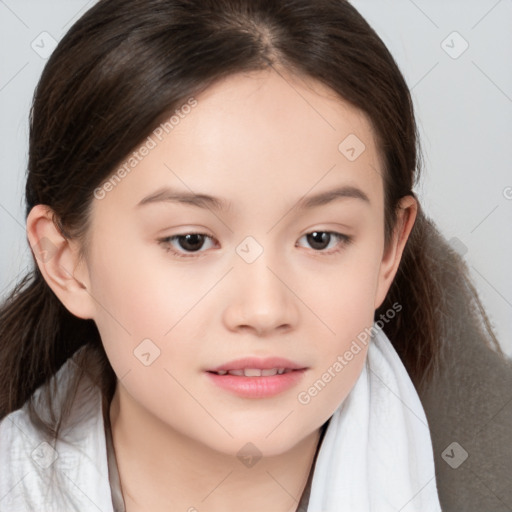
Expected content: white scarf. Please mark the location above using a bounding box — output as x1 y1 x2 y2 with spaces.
307 327 442 511
0 328 441 511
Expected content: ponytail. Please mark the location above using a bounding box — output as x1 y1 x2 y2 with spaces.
0 267 115 437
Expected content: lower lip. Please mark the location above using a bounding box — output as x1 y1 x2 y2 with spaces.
206 370 307 398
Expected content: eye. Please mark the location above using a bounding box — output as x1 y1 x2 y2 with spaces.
158 233 216 258
296 231 352 254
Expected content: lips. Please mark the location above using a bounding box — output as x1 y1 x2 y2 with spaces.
205 357 307 398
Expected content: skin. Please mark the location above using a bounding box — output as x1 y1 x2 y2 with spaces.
27 67 417 511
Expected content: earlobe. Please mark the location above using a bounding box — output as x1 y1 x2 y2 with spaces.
374 195 418 309
26 205 95 320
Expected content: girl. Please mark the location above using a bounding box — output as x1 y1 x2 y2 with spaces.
0 1 509 511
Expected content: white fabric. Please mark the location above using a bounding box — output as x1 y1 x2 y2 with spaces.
0 355 114 512
307 328 442 511
0 328 441 511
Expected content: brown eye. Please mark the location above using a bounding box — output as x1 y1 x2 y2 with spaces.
159 232 216 257
306 231 331 250
297 231 352 254
176 233 207 252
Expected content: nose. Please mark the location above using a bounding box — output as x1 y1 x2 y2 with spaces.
222 250 300 337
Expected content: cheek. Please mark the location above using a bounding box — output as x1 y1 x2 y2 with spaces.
84 231 163 370
295 286 374 428
301 248 381 329
86 231 218 379
87 228 179 331
294 251 381 418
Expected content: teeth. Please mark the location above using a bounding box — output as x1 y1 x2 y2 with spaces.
244 368 262 377
215 368 292 376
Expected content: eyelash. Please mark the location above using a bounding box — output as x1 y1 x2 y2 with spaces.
157 231 353 259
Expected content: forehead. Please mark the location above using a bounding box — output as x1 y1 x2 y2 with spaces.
176 68 381 175
93 67 384 219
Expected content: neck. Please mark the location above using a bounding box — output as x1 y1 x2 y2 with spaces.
109 383 322 512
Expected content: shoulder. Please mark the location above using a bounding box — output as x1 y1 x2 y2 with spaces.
419 335 512 512
0 349 114 511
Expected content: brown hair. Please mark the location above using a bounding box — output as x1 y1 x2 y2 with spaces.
0 0 503 440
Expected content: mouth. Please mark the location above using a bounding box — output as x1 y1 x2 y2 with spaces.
208 368 296 377
205 357 307 398
207 356 305 373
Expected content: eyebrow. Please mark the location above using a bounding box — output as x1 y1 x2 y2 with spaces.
137 185 370 212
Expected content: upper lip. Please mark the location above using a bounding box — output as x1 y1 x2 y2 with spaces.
207 357 306 372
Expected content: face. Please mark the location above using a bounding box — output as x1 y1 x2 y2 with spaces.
70 68 400 456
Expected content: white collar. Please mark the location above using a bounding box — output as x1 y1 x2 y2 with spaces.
0 352 115 511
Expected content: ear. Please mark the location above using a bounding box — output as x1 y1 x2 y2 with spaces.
26 205 95 319
374 195 417 309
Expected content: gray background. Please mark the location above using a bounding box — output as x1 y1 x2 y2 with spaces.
1 0 511 354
